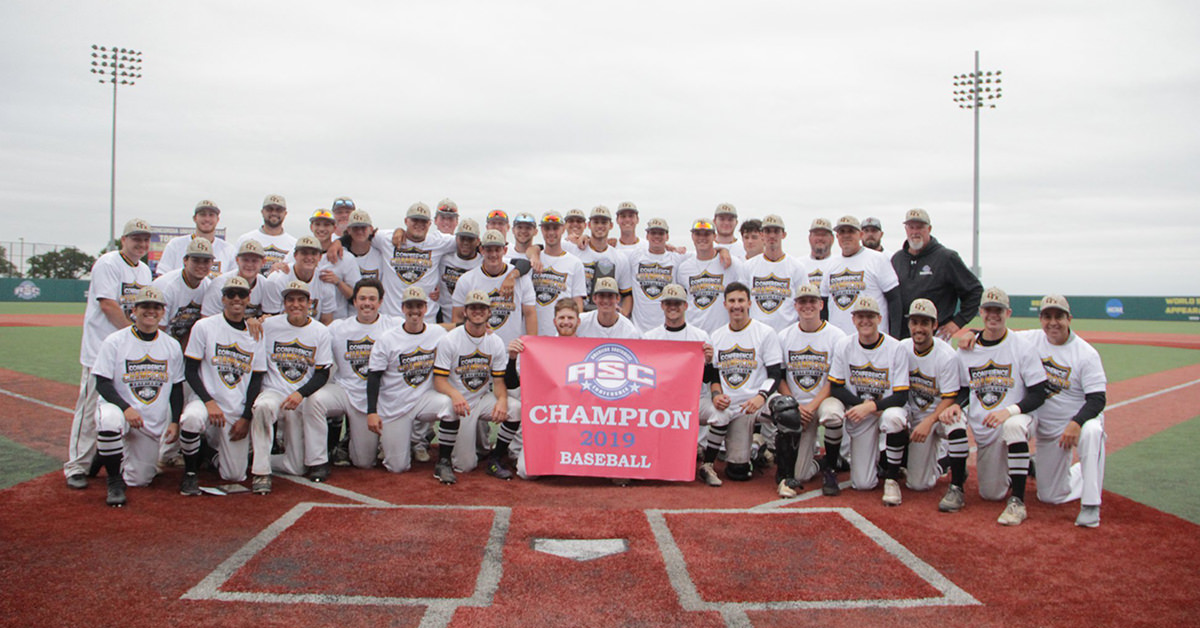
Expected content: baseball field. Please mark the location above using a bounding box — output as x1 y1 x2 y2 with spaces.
1 302 1198 628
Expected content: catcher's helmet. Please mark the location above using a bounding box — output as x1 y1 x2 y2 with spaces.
769 395 803 434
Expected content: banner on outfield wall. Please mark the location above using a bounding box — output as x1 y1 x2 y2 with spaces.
1010 296 1200 322
149 226 225 275
520 336 705 481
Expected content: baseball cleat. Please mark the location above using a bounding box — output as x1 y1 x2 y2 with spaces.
698 463 722 487
434 460 457 484
412 443 431 463
106 476 127 507
66 474 88 490
1075 505 1101 528
251 474 272 495
331 444 351 467
938 485 965 513
777 478 800 499
822 468 841 496
882 479 902 506
179 472 201 497
997 496 1027 526
308 463 331 483
485 459 513 480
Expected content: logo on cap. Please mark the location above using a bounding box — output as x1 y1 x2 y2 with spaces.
348 210 373 228
464 290 492 307
237 240 265 258
456 218 481 238
590 205 612 221
850 295 881 315
407 202 432 220
908 298 938 320
809 218 833 232
660 283 688 302
194 200 220 214
185 238 214 258
122 218 152 237
402 286 428 303
480 229 506 247
981 287 1010 309
616 201 638 214
762 215 785 230
835 216 861 231
904 208 931 225
262 194 286 209
134 286 167 306
714 203 737 217
295 236 322 252
565 209 586 221
645 218 669 232
282 280 311 297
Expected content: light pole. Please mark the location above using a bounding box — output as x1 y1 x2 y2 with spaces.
952 51 1001 279
90 45 143 247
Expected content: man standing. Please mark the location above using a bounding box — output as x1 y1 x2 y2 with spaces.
298 208 361 319
261 236 337 324
330 197 356 237
153 238 213 345
435 198 460 235
453 230 537 346
90 287 185 506
529 211 587 337
713 203 745 259
677 219 744 334
371 203 456 321
861 217 884 252
577 277 640 338
625 218 684 331
64 218 154 489
155 200 236 278
202 239 266 320
738 219 763 259
564 209 587 240
250 280 334 492
509 212 539 259
486 210 511 240
821 216 902 338
744 215 809 331
614 201 643 251
341 209 387 285
805 218 836 288
436 218 483 320
574 205 633 315
891 208 982 341
237 194 297 276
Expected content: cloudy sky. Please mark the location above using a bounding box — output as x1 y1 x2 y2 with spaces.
2 1 1197 295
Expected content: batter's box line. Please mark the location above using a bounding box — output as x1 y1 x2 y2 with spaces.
181 502 511 628
645 506 980 628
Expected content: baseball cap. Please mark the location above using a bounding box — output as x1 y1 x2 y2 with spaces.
122 218 152 237
850 295 881 315
133 286 167 306
590 205 612 221
1039 294 1071 314
223 275 251 293
294 235 323 252
592 277 620 295
310 209 335 223
660 283 688 302
616 201 638 215
862 217 883 230
407 202 432 220
904 208 931 225
645 217 669 232
690 219 716 232
513 212 537 226
237 239 265 258
486 209 509 223
456 218 481 239
793 283 821 300
980 286 1010 309
541 211 564 225
281 280 311 298
194 200 220 214
184 238 214 259
714 203 737 217
480 229 506 248
809 218 833 233
463 290 492 307
436 198 458 216
347 210 373 228
908 298 938 320
835 216 861 231
331 197 355 212
564 209 586 222
402 286 427 304
762 214 785 230
262 194 287 209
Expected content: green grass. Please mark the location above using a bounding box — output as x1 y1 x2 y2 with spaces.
1095 344 1200 382
1106 416 1200 525
0 434 60 490
982 317 1200 335
0 302 84 315
0 327 83 385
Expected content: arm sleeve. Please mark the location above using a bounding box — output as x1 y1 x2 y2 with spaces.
1072 391 1106 426
703 364 720 385
94 375 130 411
504 359 521 390
510 258 532 276
241 371 264 420
296 366 329 397
366 370 383 414
830 381 863 408
1016 380 1048 415
757 363 785 398
954 385 971 408
874 388 909 411
169 382 183 424
884 287 903 338
185 357 213 403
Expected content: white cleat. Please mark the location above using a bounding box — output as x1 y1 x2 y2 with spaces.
882 479 902 507
1075 505 1101 528
698 463 723 487
997 496 1027 526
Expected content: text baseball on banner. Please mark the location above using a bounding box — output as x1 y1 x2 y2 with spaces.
520 336 705 481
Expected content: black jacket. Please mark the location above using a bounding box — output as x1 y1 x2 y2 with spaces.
891 236 982 336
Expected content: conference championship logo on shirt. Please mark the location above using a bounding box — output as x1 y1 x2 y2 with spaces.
272 340 316 384
486 289 515 330
456 351 493 392
261 247 288 276
120 282 146 320
1041 357 1071 398
848 362 890 401
390 247 434 284
687 271 724 310
306 300 321 319
398 348 436 387
717 345 757 389
752 274 790 314
565 343 657 401
636 262 673 300
828 270 866 310
908 368 938 410
969 360 1015 410
807 269 823 286
441 264 470 296
167 301 203 339
786 348 829 392
533 268 568 306
359 269 379 282
123 356 170 404
345 337 375 379
214 343 254 388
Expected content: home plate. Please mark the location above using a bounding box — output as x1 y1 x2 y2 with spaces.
532 538 629 562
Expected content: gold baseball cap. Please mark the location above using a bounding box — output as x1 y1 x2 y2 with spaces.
690 218 716 232
464 290 492 307
437 198 458 215
456 218 481 238
223 276 251 293
133 286 167 306
850 295 881 315
645 217 669 232
184 238 214 259
835 215 861 231
481 229 506 247
908 298 938 320
564 208 586 221
660 283 688 302
714 203 737 217
793 283 821 300
904 208 931 225
762 214 785 230
262 194 287 209
331 197 355 212
616 201 638 214
122 218 152 237
194 200 220 214
589 205 613 221
980 286 1010 309
294 235 322 252
541 211 564 225
309 208 335 223
592 277 620 295
347 210 373 228
809 218 833 233
237 239 265 258
1039 294 1071 314
402 286 427 304
407 202 432 220
281 280 310 298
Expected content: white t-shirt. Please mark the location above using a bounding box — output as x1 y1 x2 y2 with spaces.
261 315 333 396
368 322 447 420
453 264 537 347
744 253 809 332
530 250 588 337
625 248 683 332
438 252 484 317
573 244 633 310
347 246 387 285
184 315 267 417
260 268 338 318
152 269 209 342
201 271 265 319
677 253 747 334
806 254 836 288
81 251 153 368
778 321 846 405
92 327 185 436
710 319 784 406
433 326 509 405
155 234 236 279
372 229 456 319
577 311 641 339
645 323 710 396
828 333 910 403
327 314 398 413
956 330 1047 447
820 247 900 335
716 239 746 261
282 245 362 320
236 230 297 277
899 337 961 423
1017 329 1107 439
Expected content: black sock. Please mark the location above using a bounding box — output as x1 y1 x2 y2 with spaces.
884 431 909 480
438 420 460 462
1008 441 1031 501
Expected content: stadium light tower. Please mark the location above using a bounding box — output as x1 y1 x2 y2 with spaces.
90 45 143 246
952 51 1002 279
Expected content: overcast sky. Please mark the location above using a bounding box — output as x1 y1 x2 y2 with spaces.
2 1 1197 295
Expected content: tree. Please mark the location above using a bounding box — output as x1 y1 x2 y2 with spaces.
0 246 18 277
26 247 95 279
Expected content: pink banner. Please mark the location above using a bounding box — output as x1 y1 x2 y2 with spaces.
520 336 704 481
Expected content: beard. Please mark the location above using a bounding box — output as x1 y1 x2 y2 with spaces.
907 237 926 252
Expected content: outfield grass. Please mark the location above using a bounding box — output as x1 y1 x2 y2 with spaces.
0 327 83 385
0 302 85 315
1107 415 1200 525
0 434 60 490
985 317 1199 335
1095 344 1200 382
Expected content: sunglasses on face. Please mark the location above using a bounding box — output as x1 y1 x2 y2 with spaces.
487 210 509 221
223 290 251 299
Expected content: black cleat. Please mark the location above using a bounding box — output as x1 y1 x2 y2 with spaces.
179 472 201 496
66 474 88 490
106 476 127 507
